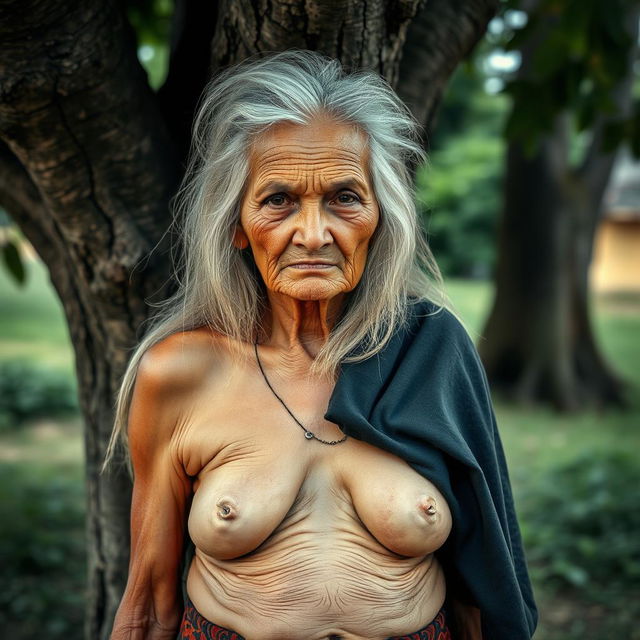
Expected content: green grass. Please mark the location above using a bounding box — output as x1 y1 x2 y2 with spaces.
0 450 85 639
445 277 640 471
0 257 73 370
1 260 83 639
442 277 494 338
445 278 640 640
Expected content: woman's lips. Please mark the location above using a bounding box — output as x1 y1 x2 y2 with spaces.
287 262 336 270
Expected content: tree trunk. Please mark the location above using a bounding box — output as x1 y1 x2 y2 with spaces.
479 6 638 410
398 0 499 138
0 3 180 637
208 0 424 82
0 1 497 637
479 125 626 409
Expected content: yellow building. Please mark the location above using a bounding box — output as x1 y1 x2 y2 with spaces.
590 154 640 294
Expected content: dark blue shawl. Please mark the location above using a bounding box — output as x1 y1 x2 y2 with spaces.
325 300 538 640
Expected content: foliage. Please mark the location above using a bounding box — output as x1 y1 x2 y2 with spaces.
417 66 508 277
127 0 172 89
0 361 78 431
418 134 503 277
501 0 640 156
1 238 24 284
126 0 173 46
519 450 640 597
0 463 85 640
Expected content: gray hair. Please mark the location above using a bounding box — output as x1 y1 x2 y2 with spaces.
104 49 446 469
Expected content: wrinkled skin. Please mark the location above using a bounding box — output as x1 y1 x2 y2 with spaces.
110 117 480 640
235 115 380 356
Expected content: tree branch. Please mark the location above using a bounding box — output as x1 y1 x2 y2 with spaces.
0 0 180 316
397 0 500 139
0 141 59 265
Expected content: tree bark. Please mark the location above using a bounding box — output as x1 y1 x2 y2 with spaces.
0 0 498 636
479 5 639 410
0 2 181 638
397 0 499 140
209 0 424 83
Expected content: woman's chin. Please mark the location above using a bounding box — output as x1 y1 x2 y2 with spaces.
276 279 347 302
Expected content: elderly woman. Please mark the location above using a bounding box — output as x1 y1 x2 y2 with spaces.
107 50 536 640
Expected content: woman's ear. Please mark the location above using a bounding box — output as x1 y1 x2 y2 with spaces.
232 226 249 250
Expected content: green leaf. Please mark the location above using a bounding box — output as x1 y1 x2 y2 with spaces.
2 240 26 286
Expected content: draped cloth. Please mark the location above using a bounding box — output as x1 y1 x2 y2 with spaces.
325 300 538 640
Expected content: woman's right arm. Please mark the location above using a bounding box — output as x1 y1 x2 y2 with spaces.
110 344 193 640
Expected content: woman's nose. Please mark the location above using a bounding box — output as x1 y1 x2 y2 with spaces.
291 203 333 250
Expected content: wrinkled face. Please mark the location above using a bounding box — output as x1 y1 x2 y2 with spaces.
236 117 380 302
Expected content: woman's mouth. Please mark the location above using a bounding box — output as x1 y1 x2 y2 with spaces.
287 262 336 270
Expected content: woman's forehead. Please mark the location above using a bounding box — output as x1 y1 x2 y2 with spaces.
247 119 371 185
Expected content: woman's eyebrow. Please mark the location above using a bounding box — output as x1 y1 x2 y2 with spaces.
255 178 368 199
329 178 369 194
254 181 290 199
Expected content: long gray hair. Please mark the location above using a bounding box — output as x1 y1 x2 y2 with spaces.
104 49 446 468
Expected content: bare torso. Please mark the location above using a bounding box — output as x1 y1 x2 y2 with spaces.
108 113 484 640
170 330 452 640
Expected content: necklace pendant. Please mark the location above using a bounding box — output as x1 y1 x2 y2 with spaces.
304 431 314 440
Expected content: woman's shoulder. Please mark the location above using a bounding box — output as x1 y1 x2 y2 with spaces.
136 326 228 395
128 328 231 452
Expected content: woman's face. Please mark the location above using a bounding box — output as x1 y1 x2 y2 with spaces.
237 116 380 303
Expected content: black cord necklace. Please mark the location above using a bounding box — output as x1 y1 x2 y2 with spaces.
254 342 348 445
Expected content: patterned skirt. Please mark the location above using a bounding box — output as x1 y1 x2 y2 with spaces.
178 596 452 639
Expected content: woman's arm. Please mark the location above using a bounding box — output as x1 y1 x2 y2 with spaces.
110 345 193 640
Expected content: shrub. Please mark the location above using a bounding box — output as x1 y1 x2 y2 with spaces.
0 361 78 430
519 450 640 599
0 463 85 639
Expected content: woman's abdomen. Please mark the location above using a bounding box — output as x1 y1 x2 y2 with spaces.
185 521 447 640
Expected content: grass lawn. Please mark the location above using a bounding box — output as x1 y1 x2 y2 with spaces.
0 259 83 639
445 278 640 470
1 263 639 639
0 257 74 371
446 278 640 640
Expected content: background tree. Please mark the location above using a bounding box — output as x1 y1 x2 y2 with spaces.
0 1 499 637
480 0 640 409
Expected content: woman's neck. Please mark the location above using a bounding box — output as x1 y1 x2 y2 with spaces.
263 291 345 360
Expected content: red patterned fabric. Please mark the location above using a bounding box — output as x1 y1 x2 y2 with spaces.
179 597 244 639
393 609 452 639
178 597 452 639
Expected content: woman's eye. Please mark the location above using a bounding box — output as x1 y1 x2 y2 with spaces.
264 193 290 207
335 192 360 205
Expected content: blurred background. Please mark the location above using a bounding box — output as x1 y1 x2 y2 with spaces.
1 1 639 639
